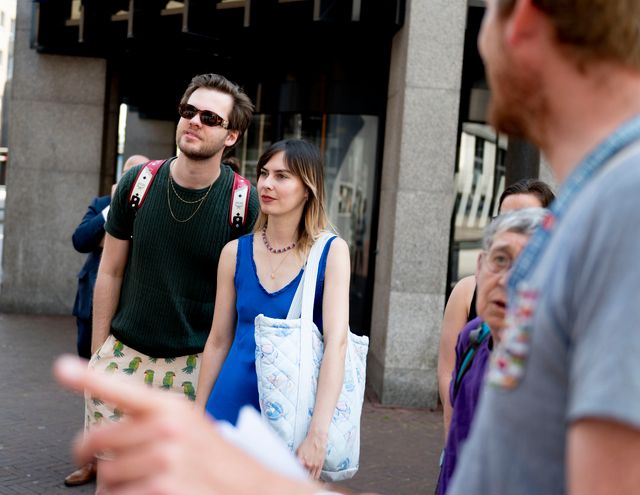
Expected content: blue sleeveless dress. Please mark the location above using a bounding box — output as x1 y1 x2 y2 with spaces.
205 233 335 425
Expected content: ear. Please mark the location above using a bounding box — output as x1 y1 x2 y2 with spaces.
504 0 547 48
224 130 240 148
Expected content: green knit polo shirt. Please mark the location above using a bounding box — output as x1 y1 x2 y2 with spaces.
105 159 259 357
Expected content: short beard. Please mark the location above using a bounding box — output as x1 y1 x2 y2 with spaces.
488 61 547 145
178 144 224 161
177 135 226 161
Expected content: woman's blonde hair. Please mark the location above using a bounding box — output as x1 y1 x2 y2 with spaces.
254 139 330 255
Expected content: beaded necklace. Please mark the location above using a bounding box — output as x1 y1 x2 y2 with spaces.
261 224 296 253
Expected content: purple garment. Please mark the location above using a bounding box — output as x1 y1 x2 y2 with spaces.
437 317 492 495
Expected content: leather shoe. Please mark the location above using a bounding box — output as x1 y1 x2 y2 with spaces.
64 461 97 486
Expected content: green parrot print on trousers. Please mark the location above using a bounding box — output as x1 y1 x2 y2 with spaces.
144 369 155 386
123 356 143 375
181 381 196 401
85 335 203 434
161 371 176 390
182 355 198 374
113 340 125 358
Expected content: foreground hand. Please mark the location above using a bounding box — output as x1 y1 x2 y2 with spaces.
53 355 317 495
296 430 328 480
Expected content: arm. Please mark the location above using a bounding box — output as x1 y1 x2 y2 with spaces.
296 238 350 480
72 197 109 253
563 194 640 495
195 241 238 410
437 275 476 440
54 356 320 495
568 419 640 495
91 233 129 354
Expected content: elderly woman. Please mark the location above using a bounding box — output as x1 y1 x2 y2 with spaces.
437 179 555 437
436 208 547 495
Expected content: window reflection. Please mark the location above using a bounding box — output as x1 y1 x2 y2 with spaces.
449 123 508 290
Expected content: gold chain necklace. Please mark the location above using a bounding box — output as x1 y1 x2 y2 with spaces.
166 170 214 223
169 173 211 204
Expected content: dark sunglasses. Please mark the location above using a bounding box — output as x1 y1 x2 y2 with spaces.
178 103 229 129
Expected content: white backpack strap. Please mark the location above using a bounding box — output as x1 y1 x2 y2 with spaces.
230 172 250 232
128 160 165 209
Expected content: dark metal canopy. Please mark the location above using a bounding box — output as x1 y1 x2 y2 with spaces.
35 0 404 54
33 0 405 120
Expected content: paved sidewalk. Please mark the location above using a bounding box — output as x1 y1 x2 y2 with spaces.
0 314 442 494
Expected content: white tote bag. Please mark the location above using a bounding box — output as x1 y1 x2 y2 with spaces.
254 233 369 481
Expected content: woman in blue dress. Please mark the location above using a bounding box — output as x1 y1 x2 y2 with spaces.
195 139 351 480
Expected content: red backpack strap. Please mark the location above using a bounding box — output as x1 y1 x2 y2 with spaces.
229 172 251 236
128 160 165 210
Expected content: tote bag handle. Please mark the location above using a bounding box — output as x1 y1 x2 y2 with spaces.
286 232 336 320
283 232 336 448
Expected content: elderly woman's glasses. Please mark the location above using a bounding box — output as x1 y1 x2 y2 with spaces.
483 250 515 275
178 103 229 129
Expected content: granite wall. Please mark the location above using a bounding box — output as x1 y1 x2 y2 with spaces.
368 0 466 407
0 2 107 313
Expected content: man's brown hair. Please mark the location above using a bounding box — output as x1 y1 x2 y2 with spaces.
180 73 254 137
497 0 640 70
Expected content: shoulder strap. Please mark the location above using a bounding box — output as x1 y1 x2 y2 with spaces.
468 287 478 321
128 160 165 210
229 172 251 240
453 322 490 399
286 233 336 320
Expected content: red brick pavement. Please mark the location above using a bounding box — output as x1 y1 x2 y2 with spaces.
0 314 442 494
338 397 442 495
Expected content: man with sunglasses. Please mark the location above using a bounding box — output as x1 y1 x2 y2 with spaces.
84 74 259 490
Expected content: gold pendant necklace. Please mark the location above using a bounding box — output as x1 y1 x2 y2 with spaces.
267 249 292 279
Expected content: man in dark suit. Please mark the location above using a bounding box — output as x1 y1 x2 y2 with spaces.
64 154 148 486
71 193 111 359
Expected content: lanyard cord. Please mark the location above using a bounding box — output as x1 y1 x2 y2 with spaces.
508 114 640 297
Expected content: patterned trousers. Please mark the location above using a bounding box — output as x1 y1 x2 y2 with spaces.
84 334 201 431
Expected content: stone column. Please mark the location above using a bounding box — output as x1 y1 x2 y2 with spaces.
369 0 466 407
0 3 107 313
539 156 558 192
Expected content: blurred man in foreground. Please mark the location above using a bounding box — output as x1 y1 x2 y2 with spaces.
449 1 640 493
